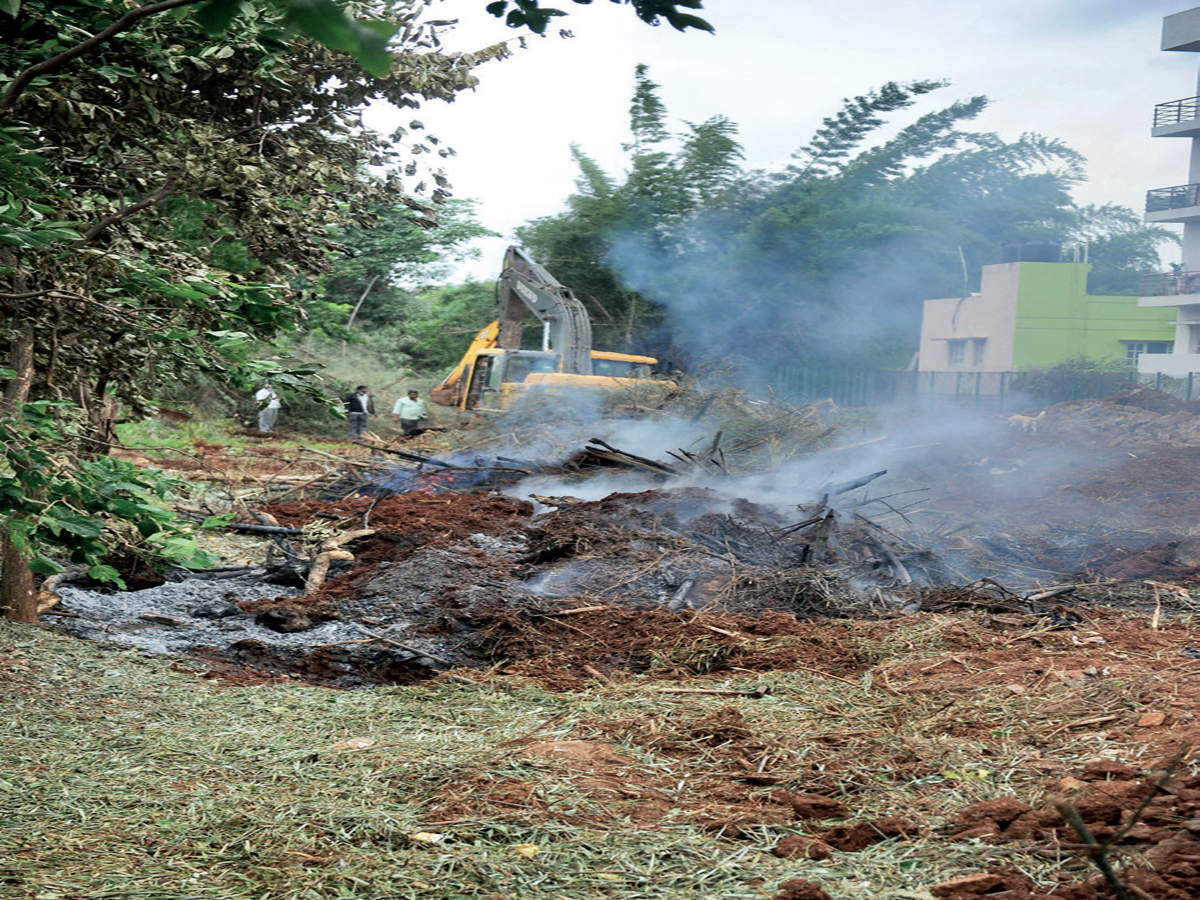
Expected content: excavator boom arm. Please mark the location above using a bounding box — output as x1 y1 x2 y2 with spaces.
497 246 592 375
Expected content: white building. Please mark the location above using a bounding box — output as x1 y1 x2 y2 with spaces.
1139 6 1200 376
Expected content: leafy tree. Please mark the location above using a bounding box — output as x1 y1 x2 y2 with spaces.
519 72 1175 375
312 200 494 338
397 281 498 372
0 0 507 620
679 115 744 206
1060 204 1177 295
519 65 729 349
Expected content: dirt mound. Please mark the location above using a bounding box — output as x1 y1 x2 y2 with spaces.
772 878 833 900
264 491 532 558
492 608 867 690
256 491 532 610
947 766 1200 898
1109 383 1197 413
1045 397 1200 449
1084 537 1200 583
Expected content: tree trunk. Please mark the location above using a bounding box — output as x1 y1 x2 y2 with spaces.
345 273 381 330
1 317 39 623
0 535 37 623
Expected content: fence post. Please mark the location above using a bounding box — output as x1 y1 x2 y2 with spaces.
1156 371 1163 391
1190 372 1195 402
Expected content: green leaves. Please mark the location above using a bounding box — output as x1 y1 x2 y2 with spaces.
281 0 398 76
195 0 245 36
42 512 106 539
0 402 218 589
485 0 712 34
0 0 21 18
485 0 567 33
348 18 400 78
283 0 356 50
29 555 64 576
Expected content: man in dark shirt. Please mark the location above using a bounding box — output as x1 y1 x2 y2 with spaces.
344 385 375 438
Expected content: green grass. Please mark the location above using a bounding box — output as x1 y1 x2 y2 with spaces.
115 417 254 453
0 623 1091 900
114 415 367 460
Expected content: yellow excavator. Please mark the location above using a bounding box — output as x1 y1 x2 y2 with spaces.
431 247 666 412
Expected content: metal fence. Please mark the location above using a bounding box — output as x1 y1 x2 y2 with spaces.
1146 183 1200 213
1154 95 1200 128
768 367 1200 409
1138 270 1200 297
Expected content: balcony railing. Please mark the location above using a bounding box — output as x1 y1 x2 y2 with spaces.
1140 270 1200 296
1146 183 1200 213
1155 95 1200 128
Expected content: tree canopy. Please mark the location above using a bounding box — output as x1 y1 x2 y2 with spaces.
517 69 1175 372
0 0 509 619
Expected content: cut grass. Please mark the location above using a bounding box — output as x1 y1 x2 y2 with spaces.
2 613 1191 899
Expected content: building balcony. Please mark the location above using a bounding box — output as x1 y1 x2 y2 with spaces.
1138 270 1200 305
1145 183 1200 222
1137 351 1200 378
1163 7 1200 52
1153 95 1200 136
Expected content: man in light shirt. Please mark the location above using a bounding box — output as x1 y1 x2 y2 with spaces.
254 384 280 433
392 389 430 435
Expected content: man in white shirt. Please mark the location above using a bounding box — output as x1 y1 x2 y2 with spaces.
392 389 430 435
254 384 280 433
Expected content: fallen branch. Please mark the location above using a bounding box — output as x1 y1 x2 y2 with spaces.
547 605 609 616
223 523 307 536
581 664 611 683
35 571 71 615
319 528 375 551
1053 799 1134 900
657 686 770 698
354 624 454 666
304 549 354 594
1026 585 1076 603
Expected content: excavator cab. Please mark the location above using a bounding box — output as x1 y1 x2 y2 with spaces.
462 350 563 410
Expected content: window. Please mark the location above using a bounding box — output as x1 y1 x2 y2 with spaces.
1122 341 1173 365
971 338 987 366
593 359 650 378
947 339 966 365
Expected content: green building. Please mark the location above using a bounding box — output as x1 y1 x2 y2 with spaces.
919 262 1177 372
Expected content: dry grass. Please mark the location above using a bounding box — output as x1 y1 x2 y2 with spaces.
2 607 1195 899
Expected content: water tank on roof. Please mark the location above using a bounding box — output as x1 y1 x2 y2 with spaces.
1000 241 1062 263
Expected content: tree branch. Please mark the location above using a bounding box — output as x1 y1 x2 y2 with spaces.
82 178 178 243
1 0 206 112
1054 800 1133 900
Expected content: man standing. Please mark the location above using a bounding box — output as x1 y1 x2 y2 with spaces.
392 389 430 435
344 385 374 438
254 383 280 433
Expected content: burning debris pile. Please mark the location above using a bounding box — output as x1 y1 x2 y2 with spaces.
42 389 1200 686
40 450 1118 685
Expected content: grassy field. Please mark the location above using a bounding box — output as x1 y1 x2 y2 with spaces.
6 606 1194 900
